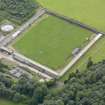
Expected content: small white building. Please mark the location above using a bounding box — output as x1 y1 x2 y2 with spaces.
1 24 14 32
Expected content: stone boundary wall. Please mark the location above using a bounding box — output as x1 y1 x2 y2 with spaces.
13 53 58 79
45 9 102 34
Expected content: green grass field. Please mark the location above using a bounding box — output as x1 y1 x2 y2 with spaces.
38 0 105 32
13 15 92 70
61 36 105 81
0 98 24 105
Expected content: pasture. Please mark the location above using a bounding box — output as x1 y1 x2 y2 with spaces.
38 0 105 32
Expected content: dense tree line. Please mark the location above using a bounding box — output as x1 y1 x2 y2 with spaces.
41 60 105 105
0 61 49 105
1 58 105 105
0 0 38 24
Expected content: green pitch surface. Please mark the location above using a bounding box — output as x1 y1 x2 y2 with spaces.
38 0 105 32
13 16 92 70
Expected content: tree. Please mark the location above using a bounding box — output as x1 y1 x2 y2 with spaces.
87 57 93 68
42 99 64 105
13 93 23 103
31 84 48 104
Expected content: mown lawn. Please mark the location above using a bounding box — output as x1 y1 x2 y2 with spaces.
13 15 92 70
0 98 24 105
61 36 105 81
38 0 105 32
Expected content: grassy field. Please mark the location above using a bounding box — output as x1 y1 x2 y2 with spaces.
38 0 105 32
0 98 24 105
61 36 105 81
13 15 92 70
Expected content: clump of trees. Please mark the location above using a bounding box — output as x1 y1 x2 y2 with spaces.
41 60 105 105
0 73 48 105
0 61 48 105
0 0 38 24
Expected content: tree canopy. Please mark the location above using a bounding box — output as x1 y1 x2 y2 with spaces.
42 60 105 105
0 0 38 24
